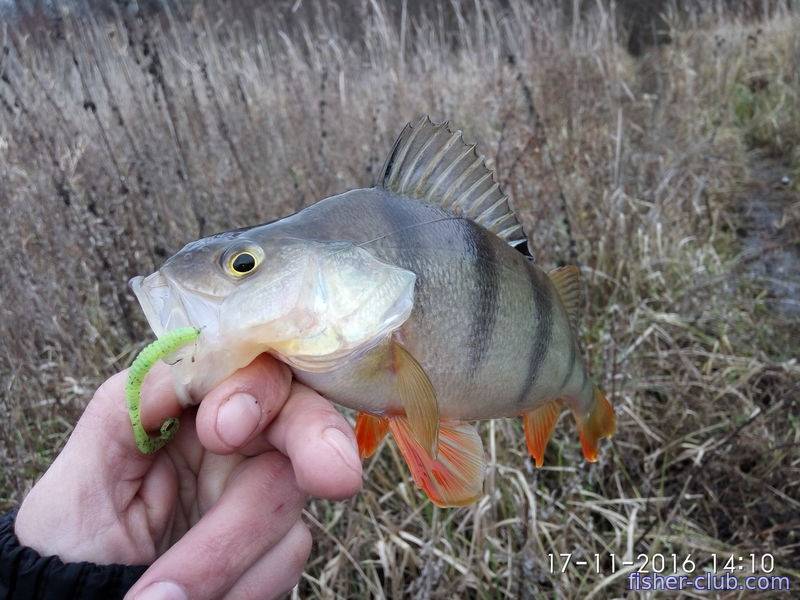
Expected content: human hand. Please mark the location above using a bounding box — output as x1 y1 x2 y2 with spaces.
14 354 363 599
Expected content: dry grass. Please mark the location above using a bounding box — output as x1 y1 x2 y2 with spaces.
1 1 799 597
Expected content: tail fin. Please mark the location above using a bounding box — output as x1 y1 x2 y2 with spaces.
576 386 616 462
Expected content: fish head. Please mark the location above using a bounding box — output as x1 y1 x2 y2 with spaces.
130 232 416 403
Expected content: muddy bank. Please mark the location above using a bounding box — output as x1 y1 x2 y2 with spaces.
737 152 800 318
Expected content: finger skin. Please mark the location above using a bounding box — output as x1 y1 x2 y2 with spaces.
193 355 362 501
195 354 292 454
256 383 363 500
223 521 312 600
14 363 184 564
126 452 305 600
90 362 184 463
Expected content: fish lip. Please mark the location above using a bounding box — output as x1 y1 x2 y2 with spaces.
129 271 194 338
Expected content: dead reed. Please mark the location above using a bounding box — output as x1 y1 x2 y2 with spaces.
1 1 798 597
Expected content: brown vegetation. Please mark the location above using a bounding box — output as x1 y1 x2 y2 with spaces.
1 1 798 596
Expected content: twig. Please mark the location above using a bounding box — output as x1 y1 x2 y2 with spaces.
507 52 578 265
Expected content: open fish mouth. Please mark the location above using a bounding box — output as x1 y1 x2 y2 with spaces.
129 271 196 338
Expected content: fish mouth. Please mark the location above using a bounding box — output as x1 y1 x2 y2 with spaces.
129 271 196 338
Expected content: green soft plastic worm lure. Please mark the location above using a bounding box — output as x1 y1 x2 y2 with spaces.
126 326 200 454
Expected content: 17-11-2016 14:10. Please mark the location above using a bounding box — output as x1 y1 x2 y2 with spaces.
548 553 777 574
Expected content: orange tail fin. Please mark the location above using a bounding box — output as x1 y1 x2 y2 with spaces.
577 387 616 462
388 417 485 507
354 412 390 459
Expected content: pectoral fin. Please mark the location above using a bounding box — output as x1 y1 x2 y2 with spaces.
391 341 439 456
354 412 389 459
389 417 485 507
522 398 563 468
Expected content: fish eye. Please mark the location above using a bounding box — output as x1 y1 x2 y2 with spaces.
227 250 259 276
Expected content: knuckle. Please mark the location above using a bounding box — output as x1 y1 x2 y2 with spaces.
252 452 292 486
251 354 291 389
294 523 313 565
299 404 347 430
251 454 305 508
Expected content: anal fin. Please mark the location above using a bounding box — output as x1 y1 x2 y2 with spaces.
354 412 389 459
522 399 563 468
389 417 485 507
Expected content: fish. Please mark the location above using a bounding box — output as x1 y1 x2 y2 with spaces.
129 116 615 507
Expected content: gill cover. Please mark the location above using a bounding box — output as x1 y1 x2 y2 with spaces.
264 240 417 371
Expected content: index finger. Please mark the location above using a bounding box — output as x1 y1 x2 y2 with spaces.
193 354 292 453
246 382 363 500
193 356 363 500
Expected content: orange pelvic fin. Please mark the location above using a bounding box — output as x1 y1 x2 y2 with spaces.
522 398 563 467
354 412 390 459
577 387 616 462
388 416 485 507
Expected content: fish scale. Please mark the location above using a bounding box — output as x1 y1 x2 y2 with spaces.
130 116 616 507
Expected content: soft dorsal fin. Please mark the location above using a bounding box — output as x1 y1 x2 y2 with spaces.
548 266 581 328
377 116 528 247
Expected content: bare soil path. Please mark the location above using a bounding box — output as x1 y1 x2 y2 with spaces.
738 152 800 319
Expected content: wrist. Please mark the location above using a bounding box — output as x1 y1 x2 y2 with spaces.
1 509 148 598
14 462 137 565
14 477 95 563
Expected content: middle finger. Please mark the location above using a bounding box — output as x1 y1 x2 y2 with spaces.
126 451 305 600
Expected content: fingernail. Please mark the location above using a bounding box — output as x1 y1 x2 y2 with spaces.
136 581 187 600
323 428 361 474
216 392 260 447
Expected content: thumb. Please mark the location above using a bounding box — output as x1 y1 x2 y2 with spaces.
68 361 185 480
14 362 185 563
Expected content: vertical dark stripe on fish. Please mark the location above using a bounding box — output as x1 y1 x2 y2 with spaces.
463 223 499 372
518 265 553 404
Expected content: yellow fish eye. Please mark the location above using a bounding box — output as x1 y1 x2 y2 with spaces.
228 250 260 276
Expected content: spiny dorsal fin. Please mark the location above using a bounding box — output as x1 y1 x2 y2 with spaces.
548 266 581 328
378 116 528 248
